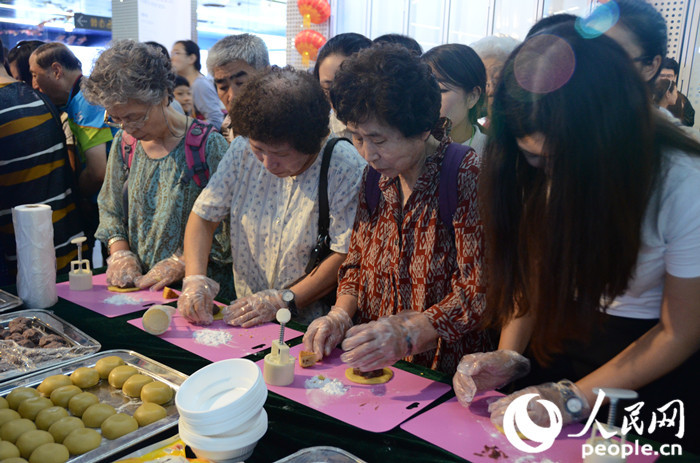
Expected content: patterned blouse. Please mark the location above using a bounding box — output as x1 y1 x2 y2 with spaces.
96 128 234 299
192 136 366 324
337 136 490 375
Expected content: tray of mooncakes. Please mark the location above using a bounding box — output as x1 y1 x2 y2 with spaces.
0 310 101 382
0 349 187 463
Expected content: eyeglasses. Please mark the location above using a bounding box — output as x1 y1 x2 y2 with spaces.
104 106 152 130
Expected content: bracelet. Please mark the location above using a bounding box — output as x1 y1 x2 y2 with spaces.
107 237 126 250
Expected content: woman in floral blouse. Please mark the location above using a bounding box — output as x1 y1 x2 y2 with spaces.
303 44 490 375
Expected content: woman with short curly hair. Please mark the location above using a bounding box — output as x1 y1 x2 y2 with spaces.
179 66 366 327
82 40 232 299
302 44 489 375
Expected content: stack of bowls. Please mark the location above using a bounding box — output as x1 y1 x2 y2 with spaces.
176 358 268 462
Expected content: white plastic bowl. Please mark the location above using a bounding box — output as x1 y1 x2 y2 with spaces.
179 408 268 463
176 358 266 432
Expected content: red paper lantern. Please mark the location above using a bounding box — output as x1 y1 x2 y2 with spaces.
298 0 331 28
295 29 327 68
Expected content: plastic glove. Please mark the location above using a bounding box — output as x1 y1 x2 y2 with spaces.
302 306 353 360
106 250 142 288
222 289 285 328
135 254 185 291
177 275 220 326
341 310 437 372
453 350 530 407
489 379 591 429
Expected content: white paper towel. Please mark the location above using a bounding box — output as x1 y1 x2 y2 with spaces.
12 204 57 309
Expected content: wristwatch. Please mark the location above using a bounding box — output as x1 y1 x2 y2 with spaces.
281 290 298 317
559 380 585 421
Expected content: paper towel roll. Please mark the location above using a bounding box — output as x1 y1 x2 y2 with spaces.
12 204 58 309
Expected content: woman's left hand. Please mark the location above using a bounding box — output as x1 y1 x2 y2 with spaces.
135 255 185 291
222 290 285 327
488 379 591 429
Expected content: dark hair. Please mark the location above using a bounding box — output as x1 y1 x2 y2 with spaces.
174 75 190 88
7 40 44 84
616 0 667 63
652 78 675 105
422 43 486 125
175 40 201 71
145 41 170 60
331 44 440 139
526 13 577 38
229 66 330 155
32 42 82 72
373 34 423 56
661 57 679 76
480 23 700 363
313 33 372 80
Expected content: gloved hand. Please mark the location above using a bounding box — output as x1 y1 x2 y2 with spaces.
222 289 285 328
489 379 591 429
177 275 220 325
453 350 530 407
302 306 353 360
106 250 142 288
135 254 185 291
341 310 437 372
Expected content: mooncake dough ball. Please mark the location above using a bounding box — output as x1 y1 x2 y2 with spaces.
95 356 125 379
0 408 21 427
100 413 138 439
0 418 36 443
15 430 54 459
28 442 69 463
62 428 102 454
0 441 20 460
49 385 81 408
2 458 28 463
70 367 99 388
17 397 52 420
48 416 84 443
108 365 138 388
133 403 167 427
67 392 98 417
81 403 116 428
34 407 69 431
6 388 40 410
36 376 72 396
140 381 173 405
0 396 9 409
121 374 153 398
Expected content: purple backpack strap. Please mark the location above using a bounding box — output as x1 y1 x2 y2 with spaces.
185 119 214 188
439 142 471 234
365 167 382 215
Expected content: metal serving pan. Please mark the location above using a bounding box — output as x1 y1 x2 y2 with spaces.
274 446 368 463
0 349 188 463
0 288 22 313
0 309 101 382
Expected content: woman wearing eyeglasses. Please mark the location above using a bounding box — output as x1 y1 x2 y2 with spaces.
82 40 233 299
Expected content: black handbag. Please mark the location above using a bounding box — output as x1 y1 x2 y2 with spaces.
304 137 352 275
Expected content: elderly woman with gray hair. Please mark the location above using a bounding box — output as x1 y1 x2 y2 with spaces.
82 40 233 299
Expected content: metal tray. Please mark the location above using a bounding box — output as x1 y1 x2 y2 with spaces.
0 309 101 382
0 288 22 313
274 446 367 463
0 349 188 463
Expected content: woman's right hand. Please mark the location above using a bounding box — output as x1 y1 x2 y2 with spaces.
453 350 531 407
302 306 353 360
105 250 142 288
177 275 220 325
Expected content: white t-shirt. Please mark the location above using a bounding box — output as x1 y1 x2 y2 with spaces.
607 149 700 319
192 136 366 323
463 125 487 158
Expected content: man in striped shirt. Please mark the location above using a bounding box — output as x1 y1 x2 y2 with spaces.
0 44 84 285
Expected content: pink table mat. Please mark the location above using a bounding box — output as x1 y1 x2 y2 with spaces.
127 309 303 361
56 273 176 317
256 344 451 433
400 394 657 463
